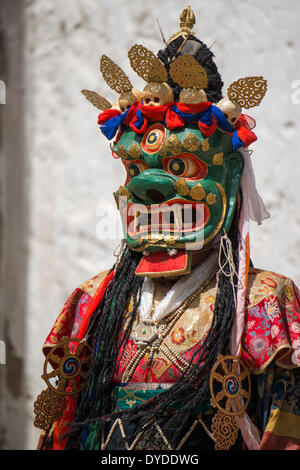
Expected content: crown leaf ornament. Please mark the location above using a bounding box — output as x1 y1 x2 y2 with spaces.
216 76 268 126
128 44 168 84
81 89 112 111
100 54 133 94
100 54 143 112
227 76 268 109
169 55 208 104
169 55 208 90
128 44 174 106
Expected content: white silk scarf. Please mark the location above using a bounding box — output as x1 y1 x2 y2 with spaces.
139 251 218 323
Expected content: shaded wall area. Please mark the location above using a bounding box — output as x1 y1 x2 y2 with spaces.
0 0 28 450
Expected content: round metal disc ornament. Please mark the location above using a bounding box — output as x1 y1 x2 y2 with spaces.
42 337 92 396
209 354 251 417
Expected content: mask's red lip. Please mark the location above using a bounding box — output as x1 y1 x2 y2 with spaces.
122 199 210 237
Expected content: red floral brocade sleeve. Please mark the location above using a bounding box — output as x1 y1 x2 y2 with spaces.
241 269 300 449
37 270 110 450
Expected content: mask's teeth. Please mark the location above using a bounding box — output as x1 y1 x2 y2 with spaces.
173 205 183 232
140 206 148 214
160 205 170 214
134 210 140 234
167 248 178 257
182 205 193 230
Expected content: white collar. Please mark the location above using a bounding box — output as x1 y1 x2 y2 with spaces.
139 251 218 323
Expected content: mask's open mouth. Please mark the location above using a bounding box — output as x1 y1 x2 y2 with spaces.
123 199 210 238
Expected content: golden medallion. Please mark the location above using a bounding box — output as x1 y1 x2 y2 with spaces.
128 143 141 159
190 183 206 201
212 153 223 166
174 178 190 196
34 337 92 431
183 133 201 151
116 145 128 160
211 410 239 450
206 193 217 205
209 354 251 416
161 134 182 156
118 186 130 200
209 354 251 450
201 139 210 152
42 338 92 397
33 388 67 431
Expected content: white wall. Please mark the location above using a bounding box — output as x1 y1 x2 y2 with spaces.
1 0 300 449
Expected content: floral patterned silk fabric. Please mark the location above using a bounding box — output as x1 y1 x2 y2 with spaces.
242 269 300 373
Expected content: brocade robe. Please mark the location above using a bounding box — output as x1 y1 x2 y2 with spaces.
37 267 300 450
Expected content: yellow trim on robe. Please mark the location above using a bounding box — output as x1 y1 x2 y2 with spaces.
266 409 300 439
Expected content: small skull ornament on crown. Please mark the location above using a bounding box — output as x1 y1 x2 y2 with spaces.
216 76 267 126
128 44 174 106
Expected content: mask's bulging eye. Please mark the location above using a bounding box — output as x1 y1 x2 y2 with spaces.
128 163 141 177
164 153 208 180
168 158 186 175
124 160 148 182
141 123 166 154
